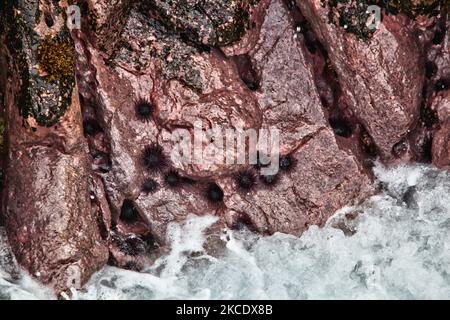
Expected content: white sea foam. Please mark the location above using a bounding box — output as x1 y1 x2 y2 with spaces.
1 164 450 300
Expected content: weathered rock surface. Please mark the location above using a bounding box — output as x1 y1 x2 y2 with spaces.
0 0 108 294
430 15 450 168
85 0 132 54
296 0 425 159
1 0 449 294
0 228 20 282
146 0 257 47
218 0 372 235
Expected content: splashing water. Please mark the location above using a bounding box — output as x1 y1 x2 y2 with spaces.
1 164 450 299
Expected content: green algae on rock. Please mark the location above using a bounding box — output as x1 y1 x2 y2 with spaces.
2 0 75 127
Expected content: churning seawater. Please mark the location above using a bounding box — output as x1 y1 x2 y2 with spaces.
1 163 450 300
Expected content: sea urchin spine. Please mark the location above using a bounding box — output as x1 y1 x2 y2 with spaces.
236 170 257 191
279 154 295 172
206 182 224 203
143 144 167 172
165 170 181 188
142 178 158 194
134 97 154 122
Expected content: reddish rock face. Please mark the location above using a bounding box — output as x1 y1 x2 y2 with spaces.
1 0 448 294
0 62 108 295
1 89 109 293
432 89 450 168
0 0 109 294
429 17 450 169
433 119 450 169
295 0 425 160
218 0 373 235
71 0 372 247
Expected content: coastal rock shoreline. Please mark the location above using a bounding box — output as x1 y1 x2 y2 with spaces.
0 0 448 294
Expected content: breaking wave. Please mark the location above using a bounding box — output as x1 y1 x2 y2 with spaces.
1 163 450 299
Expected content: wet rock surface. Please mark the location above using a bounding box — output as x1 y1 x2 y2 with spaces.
0 0 108 294
0 0 449 294
296 0 425 159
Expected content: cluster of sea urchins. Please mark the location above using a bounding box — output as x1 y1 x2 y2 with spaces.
237 153 296 190
135 97 297 206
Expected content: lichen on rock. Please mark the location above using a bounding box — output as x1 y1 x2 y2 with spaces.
381 0 445 17
326 0 447 40
37 36 74 82
145 0 257 46
2 0 75 127
110 7 205 91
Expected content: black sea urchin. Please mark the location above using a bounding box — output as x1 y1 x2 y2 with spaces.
236 170 257 191
435 79 449 92
279 154 295 172
329 118 352 138
260 173 278 186
83 118 101 136
143 144 167 172
206 182 224 203
135 98 154 122
142 178 158 193
120 200 139 223
165 170 181 188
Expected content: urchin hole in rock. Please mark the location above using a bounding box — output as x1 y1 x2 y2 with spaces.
435 78 449 92
44 12 54 28
142 178 158 193
260 173 279 186
165 170 181 188
279 154 295 172
233 54 260 91
432 28 445 45
232 213 257 233
206 182 224 203
421 135 433 163
83 118 102 136
329 118 353 138
420 100 438 129
120 199 140 223
425 61 437 79
359 128 378 158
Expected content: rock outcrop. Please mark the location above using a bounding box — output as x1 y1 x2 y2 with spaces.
0 0 449 294
296 0 425 160
0 0 108 294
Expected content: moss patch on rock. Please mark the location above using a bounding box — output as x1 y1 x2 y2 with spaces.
37 36 74 82
2 0 75 127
